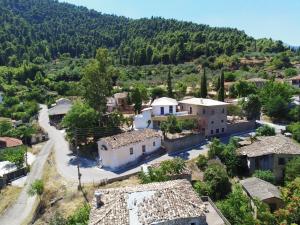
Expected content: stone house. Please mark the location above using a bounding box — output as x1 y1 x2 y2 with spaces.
179 98 228 137
237 135 300 182
240 177 284 212
247 78 267 89
89 179 229 225
97 129 162 171
289 74 300 88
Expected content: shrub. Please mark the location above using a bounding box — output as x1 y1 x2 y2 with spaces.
253 170 275 184
67 203 91 225
27 179 44 199
0 146 26 168
193 181 212 196
179 119 198 130
203 163 231 200
256 125 275 136
287 122 300 143
196 155 208 170
285 157 300 182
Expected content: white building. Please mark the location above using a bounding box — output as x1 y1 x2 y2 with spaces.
133 107 153 129
151 97 178 116
97 129 162 170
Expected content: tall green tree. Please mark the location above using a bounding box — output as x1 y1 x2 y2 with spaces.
167 68 173 98
81 48 112 115
200 67 207 98
217 70 225 102
241 94 261 120
132 87 142 114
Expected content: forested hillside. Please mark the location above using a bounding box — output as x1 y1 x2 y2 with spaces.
0 0 287 67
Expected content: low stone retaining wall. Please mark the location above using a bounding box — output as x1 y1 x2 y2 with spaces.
227 120 256 134
163 133 205 153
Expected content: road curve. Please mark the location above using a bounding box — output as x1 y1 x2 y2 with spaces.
0 105 54 225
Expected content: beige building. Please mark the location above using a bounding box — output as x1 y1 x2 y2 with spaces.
240 177 284 213
97 129 162 171
89 179 229 225
179 98 228 137
238 135 300 182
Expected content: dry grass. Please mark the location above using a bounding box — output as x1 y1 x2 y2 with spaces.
28 143 46 155
33 153 140 224
0 186 22 215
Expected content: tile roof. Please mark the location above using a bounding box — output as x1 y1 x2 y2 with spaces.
179 98 229 106
237 135 300 157
0 137 23 148
151 97 178 106
89 179 206 225
240 177 281 200
99 129 161 149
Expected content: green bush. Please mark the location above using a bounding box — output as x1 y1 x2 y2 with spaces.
256 125 275 136
193 181 212 196
0 146 26 168
285 157 300 182
196 155 208 170
67 203 91 225
286 122 300 143
253 170 275 184
179 119 198 130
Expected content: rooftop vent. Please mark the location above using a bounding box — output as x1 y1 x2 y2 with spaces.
94 191 103 208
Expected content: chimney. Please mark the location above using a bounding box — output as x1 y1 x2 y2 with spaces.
94 191 103 208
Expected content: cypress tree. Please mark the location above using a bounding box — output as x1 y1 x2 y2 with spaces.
218 70 225 102
200 67 208 98
167 68 173 98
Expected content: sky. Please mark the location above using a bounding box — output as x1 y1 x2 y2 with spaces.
62 0 300 46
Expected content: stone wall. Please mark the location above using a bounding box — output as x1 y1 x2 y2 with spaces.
163 133 205 153
227 120 256 134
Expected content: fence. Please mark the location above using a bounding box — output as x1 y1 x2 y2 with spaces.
0 167 28 189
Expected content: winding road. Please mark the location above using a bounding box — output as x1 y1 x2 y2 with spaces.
0 106 54 225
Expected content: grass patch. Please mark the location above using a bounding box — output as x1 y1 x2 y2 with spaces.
0 186 22 214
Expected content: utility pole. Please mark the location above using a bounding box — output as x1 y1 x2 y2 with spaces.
75 128 82 190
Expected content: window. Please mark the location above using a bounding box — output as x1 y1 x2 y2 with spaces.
191 223 196 225
142 145 146 153
211 121 214 124
169 106 173 114
202 109 206 114
130 148 133 155
278 158 285 165
160 107 164 115
211 130 214 135
153 141 156 147
222 128 225 133
222 108 225 114
189 107 193 114
221 120 224 123
216 129 219 134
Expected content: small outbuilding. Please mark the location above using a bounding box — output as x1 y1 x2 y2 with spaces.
48 98 72 128
240 177 284 212
97 129 162 170
0 137 23 149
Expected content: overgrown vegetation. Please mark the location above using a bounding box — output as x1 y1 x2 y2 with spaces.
0 145 26 168
252 170 275 184
255 125 276 136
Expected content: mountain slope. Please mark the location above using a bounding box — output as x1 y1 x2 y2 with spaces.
0 0 286 66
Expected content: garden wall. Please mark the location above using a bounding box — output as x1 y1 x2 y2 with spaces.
163 133 205 153
227 120 256 134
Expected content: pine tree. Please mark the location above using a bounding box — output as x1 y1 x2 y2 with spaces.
132 87 142 114
218 70 225 102
167 68 173 98
200 67 208 98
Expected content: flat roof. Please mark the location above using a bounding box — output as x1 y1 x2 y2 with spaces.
179 98 229 106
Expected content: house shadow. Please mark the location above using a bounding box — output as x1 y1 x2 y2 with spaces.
68 156 98 168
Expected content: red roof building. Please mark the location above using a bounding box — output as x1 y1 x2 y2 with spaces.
0 137 23 149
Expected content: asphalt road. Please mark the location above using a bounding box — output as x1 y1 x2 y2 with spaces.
0 106 54 225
